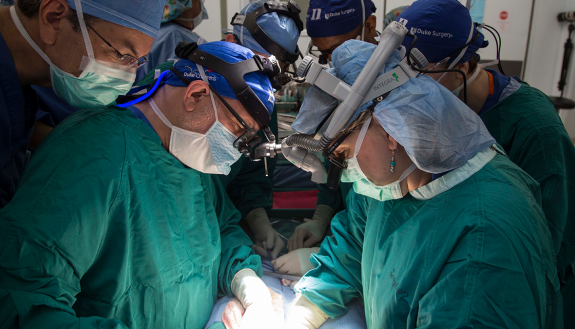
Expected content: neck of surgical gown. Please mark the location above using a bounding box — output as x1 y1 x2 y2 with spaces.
0 105 262 329
295 148 561 328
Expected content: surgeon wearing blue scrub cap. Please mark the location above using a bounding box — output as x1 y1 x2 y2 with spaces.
0 0 163 209
219 0 303 261
226 0 300 65
306 0 377 61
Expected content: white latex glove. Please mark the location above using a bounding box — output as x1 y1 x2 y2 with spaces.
271 247 320 276
285 295 329 329
246 208 285 259
231 269 283 329
288 205 335 252
223 288 284 329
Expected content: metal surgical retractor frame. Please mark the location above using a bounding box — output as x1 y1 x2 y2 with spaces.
252 21 428 186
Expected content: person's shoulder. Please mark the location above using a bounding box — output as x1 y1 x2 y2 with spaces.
36 106 134 161
448 154 542 220
495 82 558 121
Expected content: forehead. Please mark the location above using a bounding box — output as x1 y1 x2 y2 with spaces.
92 20 154 56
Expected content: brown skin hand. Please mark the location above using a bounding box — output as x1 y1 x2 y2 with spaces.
311 15 378 61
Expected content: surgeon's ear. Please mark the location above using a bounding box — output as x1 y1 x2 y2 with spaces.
225 34 237 44
183 80 210 112
364 15 377 40
38 0 70 45
387 135 399 151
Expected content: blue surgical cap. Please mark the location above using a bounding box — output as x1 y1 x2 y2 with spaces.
398 0 488 64
66 0 164 38
233 0 301 56
306 0 376 38
293 40 495 173
164 41 274 115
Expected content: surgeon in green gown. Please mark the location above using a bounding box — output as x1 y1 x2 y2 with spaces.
398 2 575 323
283 40 561 329
0 42 281 329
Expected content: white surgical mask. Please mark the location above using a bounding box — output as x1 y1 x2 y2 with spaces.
10 2 136 109
452 60 499 97
340 117 417 201
175 0 209 30
148 64 241 174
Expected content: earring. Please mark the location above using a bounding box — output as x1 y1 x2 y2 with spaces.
390 150 396 173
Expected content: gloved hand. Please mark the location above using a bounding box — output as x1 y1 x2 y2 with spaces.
230 269 283 329
271 247 320 276
246 208 285 259
288 205 335 252
222 288 284 329
222 298 244 329
285 295 329 329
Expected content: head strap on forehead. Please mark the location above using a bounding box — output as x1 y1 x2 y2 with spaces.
174 41 274 128
231 0 304 63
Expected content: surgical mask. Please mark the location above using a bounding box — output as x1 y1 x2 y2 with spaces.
340 117 417 201
451 60 499 97
148 65 241 175
9 2 136 109
175 0 208 30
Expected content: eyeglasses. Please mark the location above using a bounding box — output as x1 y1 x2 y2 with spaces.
89 26 149 68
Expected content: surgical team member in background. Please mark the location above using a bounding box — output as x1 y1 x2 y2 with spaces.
277 0 377 268
135 0 209 82
399 0 575 323
0 0 162 209
0 41 280 328
29 0 209 152
286 40 561 329
222 0 302 259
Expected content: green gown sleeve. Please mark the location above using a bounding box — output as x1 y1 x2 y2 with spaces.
0 123 127 328
295 191 369 318
209 175 263 297
481 85 575 277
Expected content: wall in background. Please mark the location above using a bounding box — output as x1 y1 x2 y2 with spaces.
525 0 575 137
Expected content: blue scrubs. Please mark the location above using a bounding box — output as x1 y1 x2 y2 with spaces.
136 22 206 82
33 86 79 127
0 33 38 209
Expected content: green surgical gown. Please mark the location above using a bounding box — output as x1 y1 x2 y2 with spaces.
480 83 575 327
480 83 575 278
0 106 262 328
296 151 562 328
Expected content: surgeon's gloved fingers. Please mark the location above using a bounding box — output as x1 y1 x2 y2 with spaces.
252 244 271 259
303 235 320 248
263 231 284 259
272 250 302 275
222 298 245 329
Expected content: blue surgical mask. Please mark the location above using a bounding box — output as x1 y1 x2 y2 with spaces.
340 117 417 201
10 2 136 109
175 0 209 30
